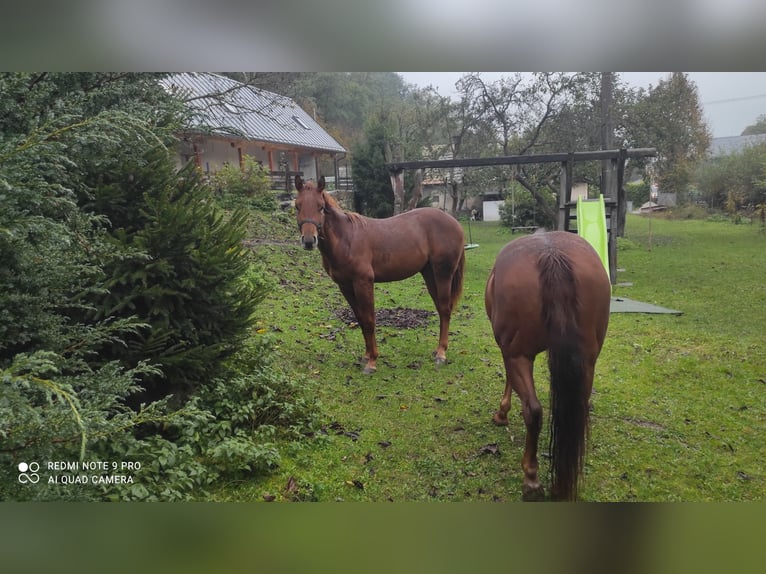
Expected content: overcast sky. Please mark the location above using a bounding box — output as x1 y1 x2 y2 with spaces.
398 72 766 139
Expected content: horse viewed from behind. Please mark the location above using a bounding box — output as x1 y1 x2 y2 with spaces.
295 175 465 374
485 231 611 501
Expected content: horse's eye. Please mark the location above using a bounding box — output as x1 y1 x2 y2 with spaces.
319 205 326 213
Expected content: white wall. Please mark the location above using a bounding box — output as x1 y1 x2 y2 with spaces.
198 138 239 174
482 200 504 221
298 153 317 180
572 182 589 200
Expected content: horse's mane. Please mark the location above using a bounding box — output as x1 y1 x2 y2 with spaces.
323 191 365 226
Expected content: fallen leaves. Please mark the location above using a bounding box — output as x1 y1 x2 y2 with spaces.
479 443 500 456
327 421 361 441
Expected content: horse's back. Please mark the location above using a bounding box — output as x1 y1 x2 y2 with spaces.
386 207 464 246
364 208 464 281
486 231 610 355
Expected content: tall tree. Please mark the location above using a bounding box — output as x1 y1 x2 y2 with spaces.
457 72 591 224
625 73 711 202
351 113 395 217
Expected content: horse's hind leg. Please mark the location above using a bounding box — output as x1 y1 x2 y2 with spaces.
501 354 545 501
421 265 453 365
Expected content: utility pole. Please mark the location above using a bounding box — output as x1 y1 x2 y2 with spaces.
600 72 614 197
600 72 626 236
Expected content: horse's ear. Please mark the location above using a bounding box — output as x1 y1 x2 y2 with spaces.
317 176 325 192
294 175 303 191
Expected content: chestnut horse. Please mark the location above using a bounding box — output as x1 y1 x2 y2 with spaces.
485 231 611 501
295 175 465 374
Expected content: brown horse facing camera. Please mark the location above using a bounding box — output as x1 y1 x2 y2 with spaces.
485 231 611 501
295 175 465 374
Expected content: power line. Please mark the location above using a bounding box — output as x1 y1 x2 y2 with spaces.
703 93 766 105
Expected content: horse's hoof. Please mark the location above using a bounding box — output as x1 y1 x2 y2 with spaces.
521 482 546 502
492 413 509 426
362 366 376 375
434 356 447 367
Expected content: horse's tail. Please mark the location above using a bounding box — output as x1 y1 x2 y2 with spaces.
450 248 465 310
538 245 589 501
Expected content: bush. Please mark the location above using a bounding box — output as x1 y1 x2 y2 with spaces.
208 156 276 211
497 183 554 228
0 73 181 501
625 180 650 207
89 151 267 407
0 341 175 501
0 73 318 501
94 337 321 501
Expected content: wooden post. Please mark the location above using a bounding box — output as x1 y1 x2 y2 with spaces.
558 162 567 230
600 72 614 205
616 148 627 237
558 156 574 231
606 157 618 284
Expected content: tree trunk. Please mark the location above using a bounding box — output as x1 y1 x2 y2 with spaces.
407 169 423 211
449 181 459 214
384 141 404 215
514 172 557 224
389 170 405 215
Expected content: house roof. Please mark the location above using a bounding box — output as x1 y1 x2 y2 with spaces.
709 134 766 158
160 73 346 154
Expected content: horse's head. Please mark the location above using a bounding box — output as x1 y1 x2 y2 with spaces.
294 175 326 250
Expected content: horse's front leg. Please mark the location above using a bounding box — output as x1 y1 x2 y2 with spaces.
339 279 378 373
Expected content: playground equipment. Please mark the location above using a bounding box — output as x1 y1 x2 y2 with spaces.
575 195 610 280
386 148 657 285
465 216 479 249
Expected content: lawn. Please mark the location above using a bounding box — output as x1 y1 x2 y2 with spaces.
213 213 766 502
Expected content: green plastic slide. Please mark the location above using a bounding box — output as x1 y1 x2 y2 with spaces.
576 195 610 280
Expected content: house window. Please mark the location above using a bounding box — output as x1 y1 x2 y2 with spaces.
292 115 310 130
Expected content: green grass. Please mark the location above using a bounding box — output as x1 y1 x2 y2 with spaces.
212 214 766 502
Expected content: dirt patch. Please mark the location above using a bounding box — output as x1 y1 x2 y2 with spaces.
334 306 434 329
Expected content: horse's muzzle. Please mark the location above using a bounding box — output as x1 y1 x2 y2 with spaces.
301 234 317 250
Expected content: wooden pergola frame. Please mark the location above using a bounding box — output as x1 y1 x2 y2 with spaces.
386 147 657 284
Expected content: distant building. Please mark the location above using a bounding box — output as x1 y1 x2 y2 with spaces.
708 134 766 158
160 73 346 188
420 148 463 209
